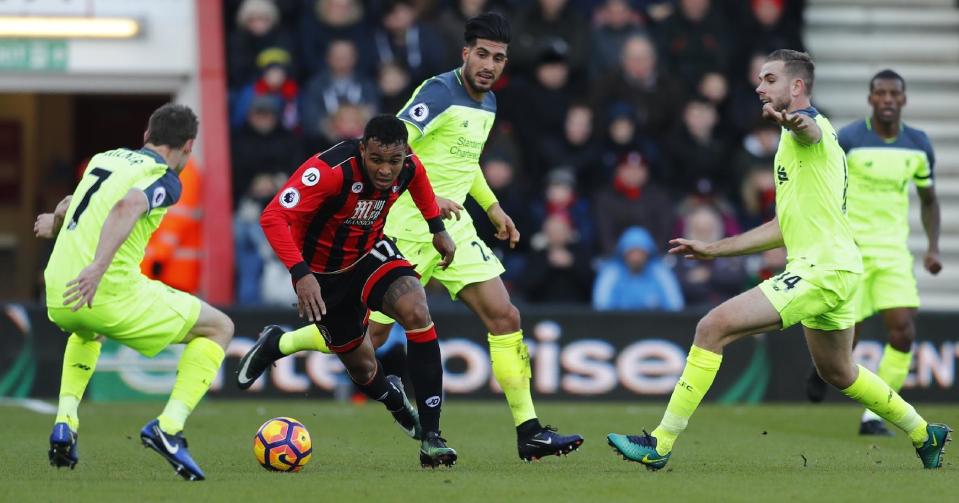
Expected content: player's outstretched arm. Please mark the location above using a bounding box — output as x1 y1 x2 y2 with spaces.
669 217 784 260
918 186 942 274
63 190 147 311
34 195 72 239
762 104 821 145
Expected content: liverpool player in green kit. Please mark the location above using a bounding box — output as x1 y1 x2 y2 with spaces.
607 50 950 470
245 13 583 462
38 104 234 480
805 70 942 437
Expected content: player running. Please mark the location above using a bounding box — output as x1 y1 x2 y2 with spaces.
236 115 458 468
252 12 583 462
36 104 233 481
607 50 951 470
805 70 942 437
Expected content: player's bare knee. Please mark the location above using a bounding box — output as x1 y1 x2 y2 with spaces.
694 311 728 349
488 303 521 335
207 310 235 350
818 360 856 389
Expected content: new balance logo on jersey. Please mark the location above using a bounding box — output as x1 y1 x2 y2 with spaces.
344 200 385 226
777 165 789 184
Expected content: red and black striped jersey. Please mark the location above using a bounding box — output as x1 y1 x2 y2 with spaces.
260 140 444 279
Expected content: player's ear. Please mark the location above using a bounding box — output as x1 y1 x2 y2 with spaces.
462 45 469 64
143 130 150 144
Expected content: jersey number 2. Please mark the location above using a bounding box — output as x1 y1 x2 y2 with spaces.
67 168 112 230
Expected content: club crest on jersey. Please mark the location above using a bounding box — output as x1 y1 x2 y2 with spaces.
351 182 364 193
279 187 300 208
301 167 320 186
392 185 400 193
410 103 429 122
344 199 385 226
151 187 166 208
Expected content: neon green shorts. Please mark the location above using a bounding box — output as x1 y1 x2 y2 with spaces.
852 251 919 322
758 259 860 331
47 278 201 357
369 229 505 325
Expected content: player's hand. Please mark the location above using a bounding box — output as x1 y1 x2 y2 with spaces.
762 104 806 132
34 213 58 239
295 274 326 322
668 238 716 261
436 197 463 221
63 262 107 311
433 230 456 269
924 250 943 275
487 203 520 249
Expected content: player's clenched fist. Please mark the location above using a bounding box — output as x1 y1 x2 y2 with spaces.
668 238 716 261
35 213 58 238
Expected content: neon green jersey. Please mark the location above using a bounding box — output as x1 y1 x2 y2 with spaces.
773 108 862 273
839 118 935 257
44 148 183 306
386 69 497 242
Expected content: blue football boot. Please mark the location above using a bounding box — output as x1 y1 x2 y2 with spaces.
518 425 584 462
49 423 79 469
139 419 206 481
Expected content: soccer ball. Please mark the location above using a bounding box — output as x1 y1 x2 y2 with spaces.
253 417 312 472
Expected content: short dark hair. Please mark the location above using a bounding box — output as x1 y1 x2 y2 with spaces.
145 103 198 148
464 12 510 46
363 114 408 146
869 69 906 92
766 49 815 95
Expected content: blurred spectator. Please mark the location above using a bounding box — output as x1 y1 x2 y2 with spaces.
373 0 448 85
512 0 590 80
591 34 684 138
301 39 379 142
433 0 489 67
230 48 300 130
594 151 673 256
234 173 282 305
502 39 576 180
231 95 302 206
377 62 414 114
541 103 604 193
727 52 766 137
697 71 731 130
663 99 729 197
523 215 594 303
589 0 647 79
530 168 595 252
730 0 805 77
672 205 747 309
654 0 730 89
732 122 779 228
319 103 372 149
300 0 375 78
228 0 297 88
600 102 662 183
593 226 684 311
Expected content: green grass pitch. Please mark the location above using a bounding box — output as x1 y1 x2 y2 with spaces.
4 401 956 502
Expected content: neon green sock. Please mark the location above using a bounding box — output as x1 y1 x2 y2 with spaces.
842 364 927 446
158 337 225 435
55 334 101 432
651 345 722 455
489 331 537 426
863 344 912 422
279 324 330 355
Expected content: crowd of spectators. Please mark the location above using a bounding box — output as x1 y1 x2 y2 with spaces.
224 0 805 310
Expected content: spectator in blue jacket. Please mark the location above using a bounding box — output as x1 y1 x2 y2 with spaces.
593 226 684 311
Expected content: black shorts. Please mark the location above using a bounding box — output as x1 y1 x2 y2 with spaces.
313 238 417 354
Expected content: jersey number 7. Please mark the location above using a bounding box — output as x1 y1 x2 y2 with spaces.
67 167 112 230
